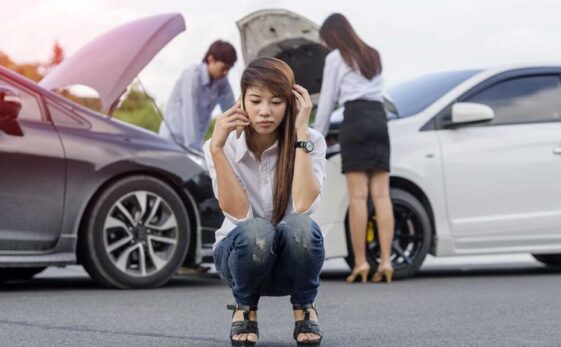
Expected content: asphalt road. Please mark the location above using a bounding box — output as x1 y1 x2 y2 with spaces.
0 255 560 347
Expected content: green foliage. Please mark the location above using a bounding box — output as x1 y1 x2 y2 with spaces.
113 86 161 132
1 47 162 133
205 117 216 140
0 51 43 82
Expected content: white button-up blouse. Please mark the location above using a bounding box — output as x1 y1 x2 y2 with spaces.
203 128 327 249
313 49 385 136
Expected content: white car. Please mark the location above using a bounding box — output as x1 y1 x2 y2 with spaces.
238 10 561 279
317 65 561 278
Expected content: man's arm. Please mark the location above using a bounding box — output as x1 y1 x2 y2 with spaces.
218 81 235 111
179 69 205 150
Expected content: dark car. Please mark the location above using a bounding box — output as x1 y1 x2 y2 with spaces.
0 13 222 288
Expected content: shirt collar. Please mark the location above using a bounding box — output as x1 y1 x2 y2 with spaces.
235 132 279 163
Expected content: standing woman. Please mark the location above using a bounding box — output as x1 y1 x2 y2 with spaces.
314 13 395 284
204 57 327 346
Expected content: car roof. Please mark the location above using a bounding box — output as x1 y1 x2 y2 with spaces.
481 63 561 75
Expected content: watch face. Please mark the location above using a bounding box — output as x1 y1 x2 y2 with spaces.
305 141 314 152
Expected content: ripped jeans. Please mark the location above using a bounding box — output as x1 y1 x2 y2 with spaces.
213 214 325 307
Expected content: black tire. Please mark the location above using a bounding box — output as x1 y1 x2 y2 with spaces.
532 254 561 267
345 188 432 279
80 175 190 289
0 267 46 282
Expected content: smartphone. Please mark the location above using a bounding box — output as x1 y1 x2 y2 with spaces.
236 95 245 138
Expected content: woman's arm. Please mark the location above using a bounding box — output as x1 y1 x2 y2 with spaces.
292 128 321 213
210 147 250 219
292 85 321 213
209 104 251 219
313 52 340 136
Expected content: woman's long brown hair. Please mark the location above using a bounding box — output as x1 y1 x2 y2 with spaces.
320 13 382 79
241 57 297 225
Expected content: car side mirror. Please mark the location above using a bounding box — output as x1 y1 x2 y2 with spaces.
451 102 494 125
0 85 24 136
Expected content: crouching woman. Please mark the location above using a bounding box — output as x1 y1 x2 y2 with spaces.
203 57 327 346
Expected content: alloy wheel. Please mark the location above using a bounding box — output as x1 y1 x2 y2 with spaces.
366 202 425 272
102 191 179 277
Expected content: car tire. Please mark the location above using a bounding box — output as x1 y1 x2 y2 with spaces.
532 254 561 267
345 188 432 279
80 175 190 289
0 267 46 282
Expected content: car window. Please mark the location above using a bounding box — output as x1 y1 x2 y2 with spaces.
47 101 84 126
0 77 43 122
389 70 480 118
466 75 561 125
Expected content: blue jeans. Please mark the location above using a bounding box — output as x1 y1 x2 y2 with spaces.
213 214 325 307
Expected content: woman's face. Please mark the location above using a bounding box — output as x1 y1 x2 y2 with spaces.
243 85 287 136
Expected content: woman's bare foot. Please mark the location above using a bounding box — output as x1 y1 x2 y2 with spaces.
293 308 321 343
231 309 258 343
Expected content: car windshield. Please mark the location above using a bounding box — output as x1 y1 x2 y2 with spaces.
388 70 480 118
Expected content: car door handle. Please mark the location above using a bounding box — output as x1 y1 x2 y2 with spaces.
554 147 561 155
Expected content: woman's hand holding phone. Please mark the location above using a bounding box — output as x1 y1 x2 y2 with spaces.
210 102 250 152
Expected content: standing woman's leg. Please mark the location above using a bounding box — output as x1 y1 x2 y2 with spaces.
369 169 395 282
345 171 371 282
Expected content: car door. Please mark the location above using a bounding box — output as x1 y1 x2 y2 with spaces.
436 72 561 249
0 76 66 251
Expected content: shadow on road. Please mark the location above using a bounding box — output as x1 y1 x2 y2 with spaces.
320 263 561 281
1 263 559 291
0 272 224 292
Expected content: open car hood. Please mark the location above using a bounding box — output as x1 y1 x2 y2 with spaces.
237 9 329 99
39 13 185 114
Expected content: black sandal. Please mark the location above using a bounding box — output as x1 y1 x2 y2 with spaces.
227 304 259 346
293 303 323 346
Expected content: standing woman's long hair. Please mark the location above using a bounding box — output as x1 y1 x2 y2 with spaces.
319 13 382 79
241 57 297 225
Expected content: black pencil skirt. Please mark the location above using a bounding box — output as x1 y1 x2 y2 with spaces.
339 99 390 174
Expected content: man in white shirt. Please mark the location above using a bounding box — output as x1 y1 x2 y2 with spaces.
159 40 237 151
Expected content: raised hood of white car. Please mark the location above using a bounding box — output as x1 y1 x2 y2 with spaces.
237 9 329 98
39 13 185 114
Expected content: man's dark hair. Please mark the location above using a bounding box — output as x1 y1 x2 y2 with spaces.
203 40 237 66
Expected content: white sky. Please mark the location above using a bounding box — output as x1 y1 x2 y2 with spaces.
2 0 561 110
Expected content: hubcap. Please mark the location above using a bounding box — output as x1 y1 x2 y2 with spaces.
103 191 179 277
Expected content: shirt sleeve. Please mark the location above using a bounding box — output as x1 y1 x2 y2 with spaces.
159 73 186 145
160 68 206 151
203 139 253 224
292 131 327 215
313 53 340 137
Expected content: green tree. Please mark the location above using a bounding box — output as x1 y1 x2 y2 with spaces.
1 45 161 133
113 84 161 132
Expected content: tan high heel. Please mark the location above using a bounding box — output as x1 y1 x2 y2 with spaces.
346 264 370 283
372 265 394 283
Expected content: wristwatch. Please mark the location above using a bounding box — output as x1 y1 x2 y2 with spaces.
294 140 314 153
